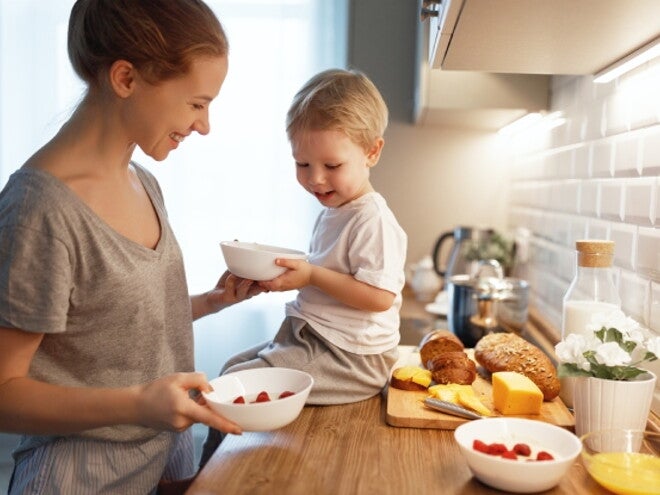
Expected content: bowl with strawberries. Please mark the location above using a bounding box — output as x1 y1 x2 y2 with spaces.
454 417 582 493
203 367 314 431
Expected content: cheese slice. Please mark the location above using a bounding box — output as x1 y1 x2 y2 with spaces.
492 371 543 415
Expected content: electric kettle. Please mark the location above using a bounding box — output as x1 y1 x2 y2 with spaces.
431 226 494 280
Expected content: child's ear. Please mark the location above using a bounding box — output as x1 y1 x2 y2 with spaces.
108 59 136 98
366 137 385 167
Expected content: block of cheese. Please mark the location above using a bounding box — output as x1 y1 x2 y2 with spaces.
492 371 543 415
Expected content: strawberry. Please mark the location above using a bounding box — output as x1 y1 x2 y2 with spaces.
513 443 531 456
233 396 246 404
472 439 489 454
486 443 507 455
279 391 295 399
501 450 517 460
536 451 554 461
255 391 271 403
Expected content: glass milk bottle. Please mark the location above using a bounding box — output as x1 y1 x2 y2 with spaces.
559 240 621 408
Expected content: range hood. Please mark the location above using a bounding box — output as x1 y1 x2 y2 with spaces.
429 0 660 74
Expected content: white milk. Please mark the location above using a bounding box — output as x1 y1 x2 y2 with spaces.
559 300 620 408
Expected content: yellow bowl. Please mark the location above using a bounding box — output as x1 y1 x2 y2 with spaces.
580 429 660 495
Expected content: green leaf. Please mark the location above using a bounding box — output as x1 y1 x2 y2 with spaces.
557 363 591 378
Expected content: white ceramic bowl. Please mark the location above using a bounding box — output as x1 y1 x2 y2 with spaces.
454 418 582 493
203 367 314 431
220 241 307 281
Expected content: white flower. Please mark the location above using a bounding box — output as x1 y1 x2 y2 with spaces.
555 334 591 371
556 310 658 381
593 341 631 367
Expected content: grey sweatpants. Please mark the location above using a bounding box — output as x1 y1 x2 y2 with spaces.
199 316 398 466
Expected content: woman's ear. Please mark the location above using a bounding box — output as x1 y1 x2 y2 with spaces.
366 137 385 167
108 60 136 98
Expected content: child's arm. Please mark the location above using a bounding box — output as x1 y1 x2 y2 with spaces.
259 259 395 312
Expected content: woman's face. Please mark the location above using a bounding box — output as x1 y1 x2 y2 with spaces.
125 55 229 161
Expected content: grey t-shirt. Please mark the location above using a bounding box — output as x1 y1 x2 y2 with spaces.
0 163 194 450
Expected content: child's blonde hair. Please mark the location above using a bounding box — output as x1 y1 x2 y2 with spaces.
286 69 388 152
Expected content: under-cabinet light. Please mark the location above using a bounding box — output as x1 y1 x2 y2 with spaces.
497 112 542 136
594 37 660 84
498 111 565 137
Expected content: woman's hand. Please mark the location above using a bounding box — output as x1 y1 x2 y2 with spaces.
258 258 312 292
192 270 266 319
134 372 242 435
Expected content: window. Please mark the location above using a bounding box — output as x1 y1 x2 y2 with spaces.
0 0 347 378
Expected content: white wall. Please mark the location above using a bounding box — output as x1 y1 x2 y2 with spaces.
374 122 511 267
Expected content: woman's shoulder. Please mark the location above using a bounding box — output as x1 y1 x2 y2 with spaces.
0 166 78 232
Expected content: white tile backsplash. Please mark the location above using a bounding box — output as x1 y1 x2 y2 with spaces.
507 69 660 336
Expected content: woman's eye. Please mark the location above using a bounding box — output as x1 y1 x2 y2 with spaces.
192 103 205 110
295 162 308 168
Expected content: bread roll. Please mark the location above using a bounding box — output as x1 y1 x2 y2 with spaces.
474 333 560 401
427 351 477 385
419 330 464 370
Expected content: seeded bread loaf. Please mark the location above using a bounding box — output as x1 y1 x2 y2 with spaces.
474 333 560 401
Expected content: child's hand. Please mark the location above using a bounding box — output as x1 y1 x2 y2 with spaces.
259 258 311 291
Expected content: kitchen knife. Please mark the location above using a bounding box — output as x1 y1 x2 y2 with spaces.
423 397 483 420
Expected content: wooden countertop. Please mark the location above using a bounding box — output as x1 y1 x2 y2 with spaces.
187 289 657 494
187 392 606 495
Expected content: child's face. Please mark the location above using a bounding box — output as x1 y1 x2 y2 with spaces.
291 129 383 208
122 55 228 161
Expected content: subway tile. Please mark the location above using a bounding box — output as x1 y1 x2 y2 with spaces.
641 126 660 176
610 223 636 270
554 180 579 213
584 102 605 141
655 178 659 226
650 280 660 333
613 134 641 176
637 226 660 280
623 177 654 225
604 92 631 136
600 179 623 220
618 269 648 324
556 149 574 178
591 140 613 177
573 144 590 179
579 180 599 216
585 218 610 240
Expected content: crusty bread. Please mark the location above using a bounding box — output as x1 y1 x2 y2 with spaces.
419 330 464 369
474 333 560 401
390 366 432 391
428 351 477 385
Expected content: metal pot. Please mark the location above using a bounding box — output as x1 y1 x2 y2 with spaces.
446 260 529 347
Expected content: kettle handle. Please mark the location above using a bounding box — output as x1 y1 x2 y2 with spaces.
432 231 454 276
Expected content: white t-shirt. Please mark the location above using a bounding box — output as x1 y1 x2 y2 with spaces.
286 192 407 354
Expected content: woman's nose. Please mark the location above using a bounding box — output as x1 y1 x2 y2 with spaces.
193 113 211 136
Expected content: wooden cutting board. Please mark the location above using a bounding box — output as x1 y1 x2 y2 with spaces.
385 346 575 430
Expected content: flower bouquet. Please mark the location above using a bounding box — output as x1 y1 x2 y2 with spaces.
555 309 659 381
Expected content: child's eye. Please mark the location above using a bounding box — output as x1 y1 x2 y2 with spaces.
325 163 340 170
295 162 308 168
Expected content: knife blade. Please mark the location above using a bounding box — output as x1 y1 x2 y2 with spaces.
423 397 483 420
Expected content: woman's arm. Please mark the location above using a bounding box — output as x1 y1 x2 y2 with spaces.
190 270 265 321
259 259 395 312
0 326 241 435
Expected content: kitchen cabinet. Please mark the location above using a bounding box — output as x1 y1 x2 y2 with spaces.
348 0 549 129
428 0 660 74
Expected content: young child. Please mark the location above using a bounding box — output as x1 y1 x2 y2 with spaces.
201 68 407 465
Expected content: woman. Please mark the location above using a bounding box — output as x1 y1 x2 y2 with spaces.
0 0 259 492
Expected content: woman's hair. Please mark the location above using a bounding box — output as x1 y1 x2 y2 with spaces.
67 0 228 86
286 69 389 152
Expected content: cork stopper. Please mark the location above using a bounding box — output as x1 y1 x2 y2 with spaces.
575 240 614 268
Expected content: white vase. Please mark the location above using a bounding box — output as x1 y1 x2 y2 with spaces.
572 371 657 439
